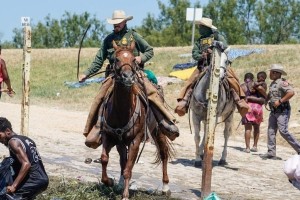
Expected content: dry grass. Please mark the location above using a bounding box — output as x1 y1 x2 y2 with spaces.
2 45 300 198
2 45 300 144
35 176 180 200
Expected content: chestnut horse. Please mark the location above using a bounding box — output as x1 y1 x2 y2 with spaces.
100 41 174 200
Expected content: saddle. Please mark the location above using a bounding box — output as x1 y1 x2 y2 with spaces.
84 72 164 148
193 69 231 110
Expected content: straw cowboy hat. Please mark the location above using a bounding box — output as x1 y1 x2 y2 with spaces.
107 10 133 25
196 17 217 29
269 64 287 75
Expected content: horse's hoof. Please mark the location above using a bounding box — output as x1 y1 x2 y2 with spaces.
200 155 204 160
93 158 101 163
194 160 202 168
218 159 228 166
162 189 171 197
108 178 114 187
118 175 124 187
102 178 115 187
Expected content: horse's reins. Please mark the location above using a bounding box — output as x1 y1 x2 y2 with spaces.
77 24 91 80
100 60 139 131
188 68 208 135
136 69 150 164
109 58 149 163
85 69 107 79
188 47 233 135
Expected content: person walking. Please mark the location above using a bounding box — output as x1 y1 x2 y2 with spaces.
241 72 266 153
261 64 300 159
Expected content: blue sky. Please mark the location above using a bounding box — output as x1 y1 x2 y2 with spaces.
0 0 208 42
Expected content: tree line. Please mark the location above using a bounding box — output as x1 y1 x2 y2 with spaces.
1 0 300 48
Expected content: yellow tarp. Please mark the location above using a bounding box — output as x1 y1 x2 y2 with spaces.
169 66 196 80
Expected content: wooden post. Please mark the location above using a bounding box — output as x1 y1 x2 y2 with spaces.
201 47 221 199
21 24 31 136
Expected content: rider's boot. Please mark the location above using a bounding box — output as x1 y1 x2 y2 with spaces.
85 125 102 149
230 89 250 117
85 103 104 149
152 105 179 141
174 88 193 117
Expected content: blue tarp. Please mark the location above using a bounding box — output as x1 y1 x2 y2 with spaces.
227 48 264 61
173 62 197 70
172 48 265 70
64 77 105 88
64 69 158 88
65 48 265 88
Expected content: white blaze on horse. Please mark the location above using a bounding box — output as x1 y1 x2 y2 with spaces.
190 44 235 167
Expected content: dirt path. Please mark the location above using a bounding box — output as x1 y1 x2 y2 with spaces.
1 102 299 200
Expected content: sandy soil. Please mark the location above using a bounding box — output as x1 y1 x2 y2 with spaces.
1 101 300 200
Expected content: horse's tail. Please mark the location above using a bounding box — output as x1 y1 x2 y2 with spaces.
152 130 176 165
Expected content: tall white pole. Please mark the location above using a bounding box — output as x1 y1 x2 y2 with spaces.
191 7 196 47
21 24 31 136
201 47 221 199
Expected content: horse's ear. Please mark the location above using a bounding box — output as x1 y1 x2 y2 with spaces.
112 40 118 50
130 41 135 51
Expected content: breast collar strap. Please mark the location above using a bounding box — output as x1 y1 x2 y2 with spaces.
101 95 141 141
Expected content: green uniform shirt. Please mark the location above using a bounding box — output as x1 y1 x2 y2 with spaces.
192 31 228 61
84 26 154 76
269 78 293 103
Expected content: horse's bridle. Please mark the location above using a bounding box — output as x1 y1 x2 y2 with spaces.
113 59 139 87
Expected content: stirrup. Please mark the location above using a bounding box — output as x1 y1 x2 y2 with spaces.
158 121 179 141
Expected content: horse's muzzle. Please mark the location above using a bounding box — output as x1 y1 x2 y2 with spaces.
121 71 135 87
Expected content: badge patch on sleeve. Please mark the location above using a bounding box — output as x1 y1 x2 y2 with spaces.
282 81 289 86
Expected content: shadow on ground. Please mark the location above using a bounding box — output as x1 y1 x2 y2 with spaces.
170 157 239 171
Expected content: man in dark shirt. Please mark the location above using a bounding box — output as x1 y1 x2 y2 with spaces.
0 117 48 200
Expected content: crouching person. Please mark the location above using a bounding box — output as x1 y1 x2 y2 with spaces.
0 117 49 200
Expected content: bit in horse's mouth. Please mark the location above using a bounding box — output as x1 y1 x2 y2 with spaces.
121 77 135 87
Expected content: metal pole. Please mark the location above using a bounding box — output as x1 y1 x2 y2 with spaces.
191 7 196 47
21 26 31 136
201 47 221 199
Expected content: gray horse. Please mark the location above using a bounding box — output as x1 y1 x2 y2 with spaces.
190 58 236 167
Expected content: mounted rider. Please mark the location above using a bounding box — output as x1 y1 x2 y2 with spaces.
79 10 179 148
174 17 249 117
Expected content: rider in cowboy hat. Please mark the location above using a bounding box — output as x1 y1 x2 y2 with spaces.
174 17 249 117
79 10 179 148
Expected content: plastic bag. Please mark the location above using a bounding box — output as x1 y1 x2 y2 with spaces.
0 157 14 197
204 192 221 200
